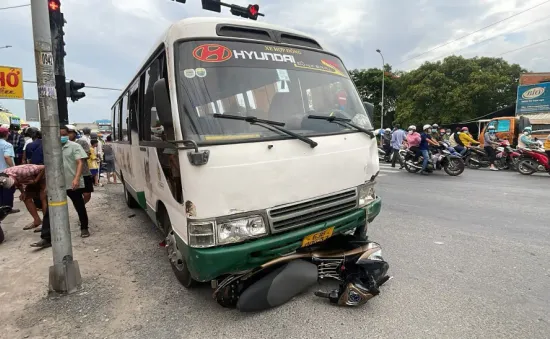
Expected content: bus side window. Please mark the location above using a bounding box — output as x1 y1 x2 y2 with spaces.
121 95 129 141
143 57 163 141
111 106 118 141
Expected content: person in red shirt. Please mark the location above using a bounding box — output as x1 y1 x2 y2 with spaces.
0 164 47 230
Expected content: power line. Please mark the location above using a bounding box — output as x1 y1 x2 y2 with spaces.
0 4 30 11
23 79 121 91
495 38 550 57
396 0 550 65
429 14 550 62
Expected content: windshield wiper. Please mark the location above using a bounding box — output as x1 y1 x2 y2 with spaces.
213 114 318 148
307 114 375 138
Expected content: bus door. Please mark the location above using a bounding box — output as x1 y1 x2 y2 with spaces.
126 80 146 209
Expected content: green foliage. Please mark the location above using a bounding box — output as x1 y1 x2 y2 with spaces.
349 56 526 128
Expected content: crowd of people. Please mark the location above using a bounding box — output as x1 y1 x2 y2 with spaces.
0 124 117 248
380 123 550 175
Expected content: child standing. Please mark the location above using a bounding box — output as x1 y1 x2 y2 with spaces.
89 140 100 186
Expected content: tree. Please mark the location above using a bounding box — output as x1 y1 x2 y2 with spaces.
393 56 525 127
349 65 402 129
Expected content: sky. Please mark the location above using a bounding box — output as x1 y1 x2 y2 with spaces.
1 0 550 124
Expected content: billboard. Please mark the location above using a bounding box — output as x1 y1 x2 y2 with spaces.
0 66 24 99
516 82 550 115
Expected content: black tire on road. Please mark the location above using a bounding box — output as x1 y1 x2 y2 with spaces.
0 225 4 244
465 154 481 169
404 160 421 173
495 158 508 170
123 182 139 209
159 208 196 289
444 158 465 176
517 159 536 175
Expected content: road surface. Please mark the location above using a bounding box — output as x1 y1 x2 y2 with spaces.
2 165 548 339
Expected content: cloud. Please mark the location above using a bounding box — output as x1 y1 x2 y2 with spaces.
1 0 550 123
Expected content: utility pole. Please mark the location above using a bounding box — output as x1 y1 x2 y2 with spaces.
376 49 385 129
30 0 81 294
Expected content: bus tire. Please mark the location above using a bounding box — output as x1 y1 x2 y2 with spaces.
160 208 196 288
123 182 139 209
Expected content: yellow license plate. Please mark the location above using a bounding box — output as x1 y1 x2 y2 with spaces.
301 227 335 248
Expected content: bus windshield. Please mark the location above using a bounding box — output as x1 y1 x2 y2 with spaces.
176 40 372 144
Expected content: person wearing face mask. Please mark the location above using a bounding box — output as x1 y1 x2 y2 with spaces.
483 125 500 171
458 127 479 148
419 124 440 175
517 126 536 149
430 124 441 141
406 125 421 161
31 125 90 248
441 129 450 142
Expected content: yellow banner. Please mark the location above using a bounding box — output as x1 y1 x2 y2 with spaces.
0 66 24 99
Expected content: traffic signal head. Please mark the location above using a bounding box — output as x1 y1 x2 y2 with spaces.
247 4 259 20
66 80 86 102
48 0 60 12
201 0 221 12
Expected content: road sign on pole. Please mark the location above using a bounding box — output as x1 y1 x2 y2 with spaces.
0 66 24 99
30 0 81 294
25 99 40 122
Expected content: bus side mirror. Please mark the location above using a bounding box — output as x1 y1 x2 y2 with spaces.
363 102 374 123
153 78 172 127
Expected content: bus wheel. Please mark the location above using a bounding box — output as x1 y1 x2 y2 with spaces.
123 182 138 209
161 210 196 288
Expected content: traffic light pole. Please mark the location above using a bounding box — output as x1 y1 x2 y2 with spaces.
51 22 68 125
30 0 81 294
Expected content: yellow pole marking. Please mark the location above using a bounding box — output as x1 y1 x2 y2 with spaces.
48 200 68 207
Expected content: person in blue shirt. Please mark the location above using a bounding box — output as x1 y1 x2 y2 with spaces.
419 124 440 175
390 124 407 168
0 127 20 213
25 130 44 165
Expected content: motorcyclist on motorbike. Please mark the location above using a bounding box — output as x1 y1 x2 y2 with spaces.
483 125 500 171
382 128 392 160
406 125 421 161
431 124 441 141
517 126 537 149
420 124 440 175
458 127 479 148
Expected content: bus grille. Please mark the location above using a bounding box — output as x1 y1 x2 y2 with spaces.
267 189 358 233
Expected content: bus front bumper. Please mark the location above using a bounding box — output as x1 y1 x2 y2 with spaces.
179 196 382 282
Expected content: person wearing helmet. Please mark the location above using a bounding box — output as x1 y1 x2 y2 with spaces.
430 124 441 141
439 128 448 142
483 125 500 171
419 124 440 174
517 126 536 149
406 125 421 161
382 128 392 160
458 127 479 147
21 127 37 164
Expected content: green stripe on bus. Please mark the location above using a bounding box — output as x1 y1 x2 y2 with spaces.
137 192 147 210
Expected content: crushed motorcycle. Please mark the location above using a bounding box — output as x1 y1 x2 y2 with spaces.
212 234 391 312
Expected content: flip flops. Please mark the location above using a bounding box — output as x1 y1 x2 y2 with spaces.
23 222 41 230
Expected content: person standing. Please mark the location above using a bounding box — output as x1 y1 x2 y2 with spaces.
67 125 94 204
390 124 406 169
8 124 25 166
80 127 92 146
103 135 117 184
0 127 19 214
89 139 100 186
483 125 499 171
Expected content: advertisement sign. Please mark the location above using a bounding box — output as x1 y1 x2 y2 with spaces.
519 72 550 85
0 66 24 99
516 82 550 114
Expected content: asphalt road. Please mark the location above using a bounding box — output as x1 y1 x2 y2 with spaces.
5 165 549 339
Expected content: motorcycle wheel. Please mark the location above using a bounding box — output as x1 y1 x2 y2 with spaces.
465 154 481 169
0 225 4 244
444 158 465 176
508 158 519 172
517 159 537 175
495 158 508 170
404 159 421 173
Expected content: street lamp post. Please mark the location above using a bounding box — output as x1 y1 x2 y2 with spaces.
376 49 385 129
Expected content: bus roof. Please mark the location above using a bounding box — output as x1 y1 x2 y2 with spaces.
114 17 326 109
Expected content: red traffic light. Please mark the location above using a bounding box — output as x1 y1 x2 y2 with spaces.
48 0 60 11
247 4 259 19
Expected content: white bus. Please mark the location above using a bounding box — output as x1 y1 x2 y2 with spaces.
111 17 382 288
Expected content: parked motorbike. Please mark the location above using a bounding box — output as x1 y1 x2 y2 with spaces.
403 143 465 176
0 205 12 244
378 147 386 162
213 235 390 312
495 140 521 171
517 144 550 175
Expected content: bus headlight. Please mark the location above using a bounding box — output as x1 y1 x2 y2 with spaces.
218 216 267 245
188 221 215 248
357 182 376 207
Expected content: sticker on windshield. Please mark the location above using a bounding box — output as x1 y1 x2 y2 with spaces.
277 69 290 82
195 68 207 78
183 69 196 78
